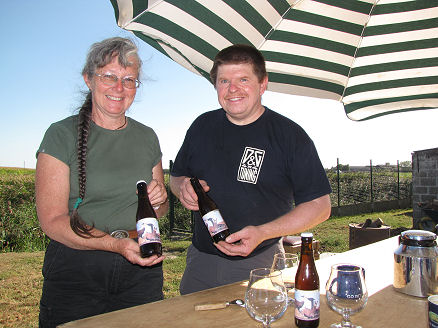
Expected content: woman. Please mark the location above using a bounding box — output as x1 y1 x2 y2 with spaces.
35 37 168 327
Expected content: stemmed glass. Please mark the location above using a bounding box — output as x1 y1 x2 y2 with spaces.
326 264 368 328
271 252 299 305
245 268 288 328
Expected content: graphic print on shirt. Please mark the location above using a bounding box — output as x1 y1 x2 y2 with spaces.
237 147 265 184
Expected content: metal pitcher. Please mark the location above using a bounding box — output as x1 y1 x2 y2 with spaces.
393 230 438 297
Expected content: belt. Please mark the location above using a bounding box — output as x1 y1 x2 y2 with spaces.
110 229 137 239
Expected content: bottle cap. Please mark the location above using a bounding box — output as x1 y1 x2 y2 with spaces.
136 180 146 186
301 232 313 238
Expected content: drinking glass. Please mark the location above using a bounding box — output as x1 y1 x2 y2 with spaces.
245 268 288 328
325 264 368 328
271 252 299 305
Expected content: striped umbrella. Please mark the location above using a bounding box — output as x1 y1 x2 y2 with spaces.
110 0 438 121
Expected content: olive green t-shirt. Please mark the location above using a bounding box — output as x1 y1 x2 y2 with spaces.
37 115 162 233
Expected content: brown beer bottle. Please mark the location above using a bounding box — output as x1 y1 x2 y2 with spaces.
190 177 230 243
136 180 162 257
294 232 320 327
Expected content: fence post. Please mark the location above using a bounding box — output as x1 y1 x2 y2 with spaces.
370 159 374 211
337 158 340 207
168 160 175 238
397 160 400 200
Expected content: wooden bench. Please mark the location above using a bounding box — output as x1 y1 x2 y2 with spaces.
282 235 320 260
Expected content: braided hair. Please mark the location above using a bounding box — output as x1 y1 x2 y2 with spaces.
70 37 142 237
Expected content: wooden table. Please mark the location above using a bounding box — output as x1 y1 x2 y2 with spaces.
60 236 428 328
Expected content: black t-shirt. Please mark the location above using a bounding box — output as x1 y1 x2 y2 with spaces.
171 107 331 258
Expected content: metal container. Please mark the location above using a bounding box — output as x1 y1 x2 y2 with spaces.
394 230 438 297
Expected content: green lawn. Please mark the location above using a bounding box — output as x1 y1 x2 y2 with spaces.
0 209 412 327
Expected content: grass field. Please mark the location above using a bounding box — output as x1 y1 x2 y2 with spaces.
0 167 413 327
0 209 413 328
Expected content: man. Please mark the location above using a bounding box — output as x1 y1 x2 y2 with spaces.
170 44 332 295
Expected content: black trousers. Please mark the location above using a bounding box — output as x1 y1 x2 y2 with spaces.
180 241 283 295
39 240 163 328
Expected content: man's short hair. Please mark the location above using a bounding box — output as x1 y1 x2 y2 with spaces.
210 44 267 87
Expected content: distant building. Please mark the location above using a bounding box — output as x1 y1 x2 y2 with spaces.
412 147 438 229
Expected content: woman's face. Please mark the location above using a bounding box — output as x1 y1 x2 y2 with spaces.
83 55 139 119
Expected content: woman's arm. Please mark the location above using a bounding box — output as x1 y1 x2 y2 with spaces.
35 152 164 266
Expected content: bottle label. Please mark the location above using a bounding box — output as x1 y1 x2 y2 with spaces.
136 217 161 246
294 289 320 321
202 209 228 237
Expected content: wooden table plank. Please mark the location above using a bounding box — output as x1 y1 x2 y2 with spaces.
60 236 428 328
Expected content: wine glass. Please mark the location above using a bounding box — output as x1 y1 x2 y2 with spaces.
271 252 299 305
325 264 368 328
245 268 288 328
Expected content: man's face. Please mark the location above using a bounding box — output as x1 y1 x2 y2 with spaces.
215 63 268 125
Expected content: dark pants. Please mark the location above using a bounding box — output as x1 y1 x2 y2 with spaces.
39 240 163 328
180 241 284 295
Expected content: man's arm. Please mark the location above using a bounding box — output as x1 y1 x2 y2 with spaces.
215 194 331 257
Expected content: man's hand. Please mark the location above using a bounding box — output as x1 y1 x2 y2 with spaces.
170 176 210 211
215 194 331 257
214 225 264 257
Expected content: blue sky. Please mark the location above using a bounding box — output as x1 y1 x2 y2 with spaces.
1 1 437 170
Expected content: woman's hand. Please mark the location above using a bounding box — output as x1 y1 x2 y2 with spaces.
150 160 169 218
147 178 167 208
113 237 165 266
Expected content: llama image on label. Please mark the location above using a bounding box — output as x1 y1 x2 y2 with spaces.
138 222 161 243
205 216 227 235
295 295 319 320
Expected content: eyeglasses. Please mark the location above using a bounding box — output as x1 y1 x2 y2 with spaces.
94 73 141 89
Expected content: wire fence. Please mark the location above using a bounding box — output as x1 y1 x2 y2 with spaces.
327 159 412 207
162 159 412 238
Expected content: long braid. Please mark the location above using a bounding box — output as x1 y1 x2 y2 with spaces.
69 36 141 238
70 92 94 237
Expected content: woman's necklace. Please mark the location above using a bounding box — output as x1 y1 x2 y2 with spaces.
115 116 127 130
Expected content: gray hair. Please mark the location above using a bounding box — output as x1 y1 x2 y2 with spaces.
71 37 142 238
81 37 142 79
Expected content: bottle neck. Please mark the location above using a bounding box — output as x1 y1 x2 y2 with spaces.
137 182 147 197
190 177 204 197
190 177 217 214
136 182 157 218
296 235 319 290
300 237 314 258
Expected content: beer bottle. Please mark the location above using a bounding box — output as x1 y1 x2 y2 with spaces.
136 180 162 257
294 232 320 327
190 177 230 243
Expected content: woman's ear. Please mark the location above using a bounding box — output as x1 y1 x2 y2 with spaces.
83 74 92 90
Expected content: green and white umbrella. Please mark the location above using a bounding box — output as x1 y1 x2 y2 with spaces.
110 0 438 121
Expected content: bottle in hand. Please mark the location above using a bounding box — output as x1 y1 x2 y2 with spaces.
190 177 230 243
136 180 162 257
294 232 320 328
